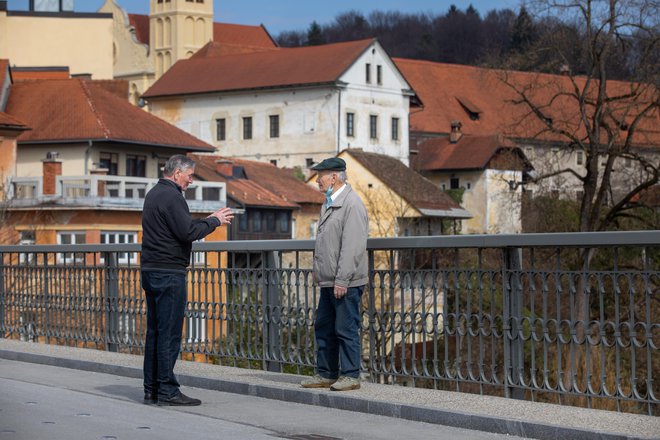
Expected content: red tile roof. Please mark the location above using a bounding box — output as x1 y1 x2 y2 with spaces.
191 153 322 207
395 58 660 147
143 39 375 98
412 134 523 171
190 154 302 209
12 67 70 81
0 111 29 131
127 14 277 49
0 59 10 90
6 79 213 151
127 13 149 45
190 41 278 59
340 149 470 217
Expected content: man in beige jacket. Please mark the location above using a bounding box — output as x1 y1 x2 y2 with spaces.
301 157 369 391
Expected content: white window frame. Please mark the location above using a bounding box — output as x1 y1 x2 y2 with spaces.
100 231 138 265
186 310 207 343
19 231 36 264
57 231 86 264
191 237 206 266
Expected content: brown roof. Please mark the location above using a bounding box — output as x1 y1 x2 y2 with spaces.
395 58 660 147
127 14 277 49
0 111 29 130
6 79 213 151
412 134 522 171
143 39 375 98
128 14 149 45
11 67 70 81
341 149 469 217
190 154 301 209
190 41 278 59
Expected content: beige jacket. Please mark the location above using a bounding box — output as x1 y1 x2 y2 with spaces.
313 183 369 288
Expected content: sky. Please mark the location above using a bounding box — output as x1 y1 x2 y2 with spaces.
8 0 522 35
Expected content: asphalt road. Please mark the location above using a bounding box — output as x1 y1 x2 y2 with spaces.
0 359 526 440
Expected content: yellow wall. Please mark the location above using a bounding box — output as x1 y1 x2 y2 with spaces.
0 11 113 79
338 152 422 238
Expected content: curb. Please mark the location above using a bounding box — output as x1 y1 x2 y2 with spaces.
0 349 643 440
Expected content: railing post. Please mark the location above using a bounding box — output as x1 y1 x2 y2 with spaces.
104 252 119 352
263 250 281 372
367 249 376 377
43 252 50 344
0 252 4 339
504 247 524 400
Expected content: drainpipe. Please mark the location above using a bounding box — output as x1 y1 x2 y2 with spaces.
84 139 93 174
336 88 341 154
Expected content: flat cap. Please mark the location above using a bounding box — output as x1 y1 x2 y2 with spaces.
311 157 346 171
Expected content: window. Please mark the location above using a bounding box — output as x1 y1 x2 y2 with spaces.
186 309 206 343
450 177 460 189
126 154 146 177
391 117 399 141
279 212 290 233
310 220 318 239
99 152 118 175
239 212 248 231
524 147 534 158
365 63 371 83
270 159 277 166
191 237 205 265
346 112 355 137
57 231 86 264
216 118 226 141
576 151 584 166
466 182 472 190
306 158 314 168
377 65 382 85
19 230 36 264
252 211 262 232
157 159 166 178
101 231 138 264
266 211 276 232
370 115 378 139
269 115 279 138
242 117 252 140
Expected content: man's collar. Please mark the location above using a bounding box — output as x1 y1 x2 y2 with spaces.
330 183 347 202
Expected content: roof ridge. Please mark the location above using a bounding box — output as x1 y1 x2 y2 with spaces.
78 80 111 139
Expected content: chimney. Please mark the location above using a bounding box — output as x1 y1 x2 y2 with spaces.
215 159 233 176
42 152 62 195
450 121 463 143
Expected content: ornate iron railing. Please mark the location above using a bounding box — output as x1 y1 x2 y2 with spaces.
0 232 658 414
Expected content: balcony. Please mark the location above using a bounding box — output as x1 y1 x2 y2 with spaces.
7 175 227 212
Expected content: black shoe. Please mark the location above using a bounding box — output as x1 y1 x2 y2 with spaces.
144 392 158 405
157 392 201 406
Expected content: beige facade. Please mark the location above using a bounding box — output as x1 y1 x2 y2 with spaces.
0 10 113 79
99 0 213 105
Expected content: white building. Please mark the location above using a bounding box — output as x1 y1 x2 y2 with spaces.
142 38 418 170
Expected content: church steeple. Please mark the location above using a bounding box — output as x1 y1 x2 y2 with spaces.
149 0 213 79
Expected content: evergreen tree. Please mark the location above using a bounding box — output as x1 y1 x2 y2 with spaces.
306 21 325 46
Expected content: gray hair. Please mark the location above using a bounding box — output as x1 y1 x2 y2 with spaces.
336 171 348 183
163 155 195 177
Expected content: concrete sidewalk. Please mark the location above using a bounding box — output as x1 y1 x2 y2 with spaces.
0 339 657 440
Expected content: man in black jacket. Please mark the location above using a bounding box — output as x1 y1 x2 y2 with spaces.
141 154 233 406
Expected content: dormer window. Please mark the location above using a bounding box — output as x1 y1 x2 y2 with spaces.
456 96 482 121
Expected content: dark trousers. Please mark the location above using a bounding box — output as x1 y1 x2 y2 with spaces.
141 270 187 399
315 285 364 379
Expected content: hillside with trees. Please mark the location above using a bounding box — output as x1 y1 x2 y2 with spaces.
276 3 655 82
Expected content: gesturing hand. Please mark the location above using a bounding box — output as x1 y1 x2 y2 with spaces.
210 207 234 225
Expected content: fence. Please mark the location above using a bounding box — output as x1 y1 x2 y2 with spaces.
0 232 658 414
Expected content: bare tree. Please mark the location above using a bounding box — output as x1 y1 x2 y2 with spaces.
501 0 659 233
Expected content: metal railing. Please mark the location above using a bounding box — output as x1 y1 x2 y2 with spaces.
0 231 658 414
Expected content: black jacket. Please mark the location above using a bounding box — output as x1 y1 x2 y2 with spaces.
140 179 220 271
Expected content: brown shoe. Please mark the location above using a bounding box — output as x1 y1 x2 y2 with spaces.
300 374 336 388
330 376 360 391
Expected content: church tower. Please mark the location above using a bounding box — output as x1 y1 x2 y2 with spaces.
149 0 213 79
